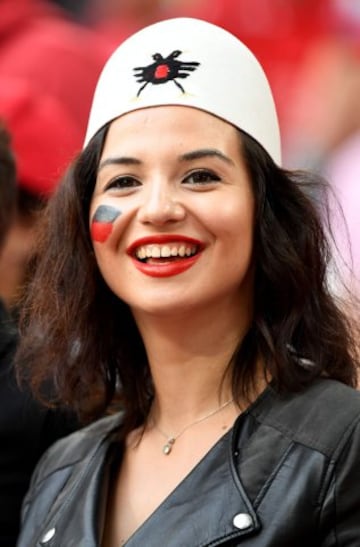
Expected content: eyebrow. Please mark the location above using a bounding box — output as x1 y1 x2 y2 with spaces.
98 156 141 172
179 149 235 165
98 148 235 172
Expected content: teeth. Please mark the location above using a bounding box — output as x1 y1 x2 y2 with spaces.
160 246 171 258
135 243 198 260
152 247 160 258
137 247 146 260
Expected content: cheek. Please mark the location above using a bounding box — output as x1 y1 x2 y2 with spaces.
211 198 254 241
90 204 122 243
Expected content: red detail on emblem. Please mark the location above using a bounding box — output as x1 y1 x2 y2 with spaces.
154 64 169 79
90 221 113 243
133 51 200 96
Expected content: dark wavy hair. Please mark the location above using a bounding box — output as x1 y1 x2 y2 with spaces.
0 123 17 248
15 125 359 433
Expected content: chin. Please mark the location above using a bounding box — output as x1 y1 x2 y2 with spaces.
128 290 216 320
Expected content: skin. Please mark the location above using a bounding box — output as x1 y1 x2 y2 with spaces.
90 105 258 546
90 106 255 319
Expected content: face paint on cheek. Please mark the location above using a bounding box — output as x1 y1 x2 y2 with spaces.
90 205 122 243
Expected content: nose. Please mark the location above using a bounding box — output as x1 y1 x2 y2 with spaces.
137 180 186 226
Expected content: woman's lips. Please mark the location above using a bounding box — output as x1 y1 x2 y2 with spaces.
127 235 204 278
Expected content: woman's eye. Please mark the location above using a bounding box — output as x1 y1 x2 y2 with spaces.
105 176 141 191
183 170 221 186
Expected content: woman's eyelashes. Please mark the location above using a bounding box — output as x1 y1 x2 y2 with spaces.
100 169 221 193
182 169 221 186
104 176 141 191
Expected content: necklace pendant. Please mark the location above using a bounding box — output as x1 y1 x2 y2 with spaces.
163 438 175 455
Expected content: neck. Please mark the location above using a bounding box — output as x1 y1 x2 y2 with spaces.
150 396 235 455
132 299 252 424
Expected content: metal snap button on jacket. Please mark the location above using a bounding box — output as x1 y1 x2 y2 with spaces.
40 527 56 544
233 513 253 530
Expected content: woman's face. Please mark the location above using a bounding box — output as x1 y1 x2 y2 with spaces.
90 106 255 318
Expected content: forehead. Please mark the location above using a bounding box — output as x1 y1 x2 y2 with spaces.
101 105 242 158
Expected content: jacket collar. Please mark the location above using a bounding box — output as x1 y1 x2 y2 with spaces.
31 408 262 546
125 427 261 546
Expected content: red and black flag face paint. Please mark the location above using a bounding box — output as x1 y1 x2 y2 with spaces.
90 205 121 243
133 50 200 97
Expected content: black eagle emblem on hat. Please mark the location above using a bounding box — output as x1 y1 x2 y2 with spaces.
133 50 200 97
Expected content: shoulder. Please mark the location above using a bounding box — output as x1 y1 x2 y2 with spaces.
250 379 360 456
19 412 124 542
32 412 124 484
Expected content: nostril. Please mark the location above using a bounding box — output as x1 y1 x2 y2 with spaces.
138 196 186 225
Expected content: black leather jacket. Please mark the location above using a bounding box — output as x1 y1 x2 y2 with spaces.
17 379 360 546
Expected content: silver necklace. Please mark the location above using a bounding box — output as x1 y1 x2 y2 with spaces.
152 398 234 455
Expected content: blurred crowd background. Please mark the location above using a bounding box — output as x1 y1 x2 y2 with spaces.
1 0 360 308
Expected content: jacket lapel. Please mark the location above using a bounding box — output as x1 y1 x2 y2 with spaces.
125 429 260 546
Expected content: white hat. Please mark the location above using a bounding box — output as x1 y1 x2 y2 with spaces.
84 17 281 165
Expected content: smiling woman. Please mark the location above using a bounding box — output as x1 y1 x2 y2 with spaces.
15 17 360 547
89 106 254 311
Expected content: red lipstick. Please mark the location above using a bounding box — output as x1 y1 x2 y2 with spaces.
127 234 203 253
127 235 204 278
